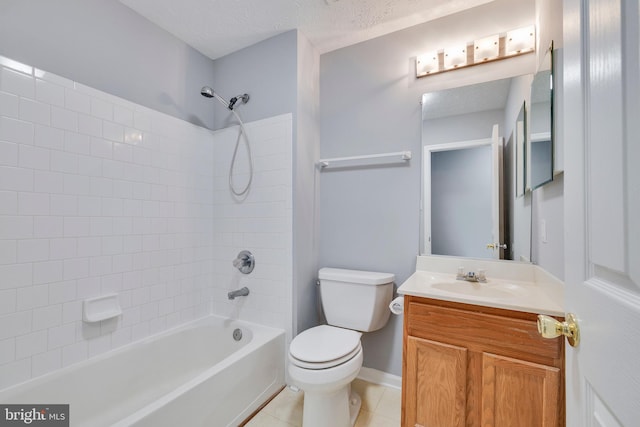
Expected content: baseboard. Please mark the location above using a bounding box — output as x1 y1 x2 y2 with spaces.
357 367 402 390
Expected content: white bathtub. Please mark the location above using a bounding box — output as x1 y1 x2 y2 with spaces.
0 316 286 427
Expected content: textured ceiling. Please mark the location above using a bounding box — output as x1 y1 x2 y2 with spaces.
120 0 494 60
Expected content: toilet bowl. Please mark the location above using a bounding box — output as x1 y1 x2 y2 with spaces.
288 325 363 427
288 268 395 427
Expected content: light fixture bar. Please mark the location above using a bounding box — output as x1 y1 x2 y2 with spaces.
415 25 535 78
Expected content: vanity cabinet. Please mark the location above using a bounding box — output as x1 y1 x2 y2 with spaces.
402 296 564 427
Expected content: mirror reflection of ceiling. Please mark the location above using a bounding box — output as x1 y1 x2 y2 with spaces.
421 79 512 121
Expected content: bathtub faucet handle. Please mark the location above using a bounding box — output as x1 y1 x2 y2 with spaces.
233 250 255 274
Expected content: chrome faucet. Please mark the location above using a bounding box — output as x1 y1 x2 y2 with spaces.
456 267 487 283
228 287 250 300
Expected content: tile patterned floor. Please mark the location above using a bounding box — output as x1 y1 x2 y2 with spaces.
245 379 401 427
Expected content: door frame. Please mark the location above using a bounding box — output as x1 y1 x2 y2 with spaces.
421 126 503 258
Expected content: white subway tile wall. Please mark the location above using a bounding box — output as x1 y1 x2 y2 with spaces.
210 114 293 335
0 55 294 390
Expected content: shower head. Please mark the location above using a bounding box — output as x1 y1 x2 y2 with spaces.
201 86 249 110
200 86 215 98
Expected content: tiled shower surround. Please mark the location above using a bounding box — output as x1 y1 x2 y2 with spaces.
0 56 293 389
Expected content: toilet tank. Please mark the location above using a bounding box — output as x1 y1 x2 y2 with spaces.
319 268 395 332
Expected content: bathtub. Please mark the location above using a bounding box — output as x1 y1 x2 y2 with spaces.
0 316 286 427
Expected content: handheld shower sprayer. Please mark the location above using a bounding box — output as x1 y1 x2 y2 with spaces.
200 86 214 98
200 86 253 197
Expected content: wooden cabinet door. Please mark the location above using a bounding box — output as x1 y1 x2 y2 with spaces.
404 336 467 427
481 353 561 427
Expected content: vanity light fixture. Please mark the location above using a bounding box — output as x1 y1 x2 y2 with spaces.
415 25 535 78
505 26 536 56
416 51 439 76
474 34 500 62
444 44 467 69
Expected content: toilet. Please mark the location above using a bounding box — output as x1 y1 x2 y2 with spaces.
288 268 395 427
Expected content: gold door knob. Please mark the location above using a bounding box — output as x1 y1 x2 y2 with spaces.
486 243 508 250
537 313 580 347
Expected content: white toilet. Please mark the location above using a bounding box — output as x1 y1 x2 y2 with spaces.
288 268 394 427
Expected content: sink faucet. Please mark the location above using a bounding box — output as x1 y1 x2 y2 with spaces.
456 267 487 283
228 287 250 300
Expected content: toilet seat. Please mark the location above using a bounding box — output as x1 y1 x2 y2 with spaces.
289 325 362 370
290 343 362 370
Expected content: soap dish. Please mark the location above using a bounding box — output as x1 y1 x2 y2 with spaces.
82 294 122 323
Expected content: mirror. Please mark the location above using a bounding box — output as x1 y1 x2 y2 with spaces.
515 102 526 197
421 75 535 262
423 137 499 259
528 44 554 189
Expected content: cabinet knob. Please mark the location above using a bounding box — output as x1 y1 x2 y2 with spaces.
537 313 580 347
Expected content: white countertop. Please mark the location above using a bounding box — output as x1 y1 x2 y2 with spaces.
397 256 564 316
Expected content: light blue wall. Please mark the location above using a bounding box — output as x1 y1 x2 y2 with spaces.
319 40 421 376
0 0 216 128
211 31 298 131
319 0 535 376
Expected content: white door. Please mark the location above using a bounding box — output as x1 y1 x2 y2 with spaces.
563 0 640 426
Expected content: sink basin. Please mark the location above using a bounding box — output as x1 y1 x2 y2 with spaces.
431 281 528 299
397 262 565 316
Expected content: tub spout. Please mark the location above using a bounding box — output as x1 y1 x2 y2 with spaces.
228 287 250 300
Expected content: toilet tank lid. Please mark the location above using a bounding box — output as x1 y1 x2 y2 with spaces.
319 268 395 285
